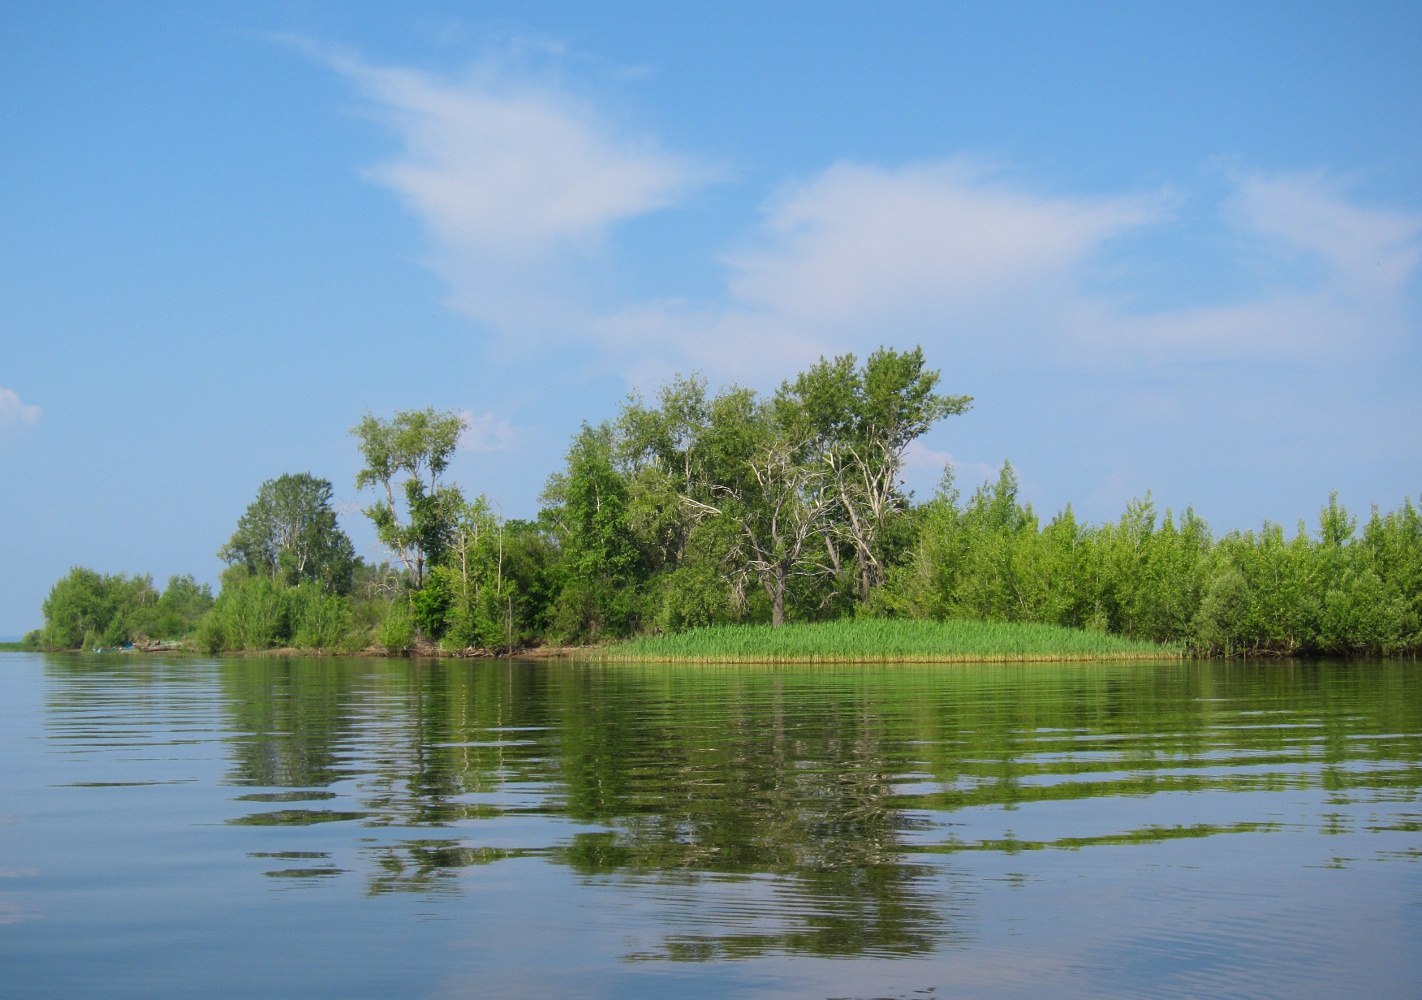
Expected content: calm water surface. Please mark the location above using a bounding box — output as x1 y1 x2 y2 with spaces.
1 653 1419 998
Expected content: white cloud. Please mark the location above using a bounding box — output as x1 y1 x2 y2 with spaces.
600 165 1421 378
1080 170 1422 365
596 161 1167 377
0 389 40 426
457 410 520 452
322 46 716 334
316 45 1419 383
1230 170 1421 297
727 161 1163 328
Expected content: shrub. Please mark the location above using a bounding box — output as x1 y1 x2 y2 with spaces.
378 599 415 652
293 589 352 651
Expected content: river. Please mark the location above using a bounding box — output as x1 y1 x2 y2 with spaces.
1 653 1418 998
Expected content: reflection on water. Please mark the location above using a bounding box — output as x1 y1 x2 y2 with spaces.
8 654 1422 997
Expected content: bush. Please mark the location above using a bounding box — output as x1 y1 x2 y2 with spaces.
651 563 734 633
1190 569 1252 656
38 568 160 650
378 599 415 652
293 589 352 651
409 575 451 640
194 610 226 655
227 577 289 650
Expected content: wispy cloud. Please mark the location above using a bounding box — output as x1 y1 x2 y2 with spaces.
313 42 716 335
727 161 1163 329
600 164 1421 379
457 410 520 452
1080 170 1422 364
903 440 999 492
0 389 40 426
1230 170 1421 297
597 161 1168 377
313 44 1420 387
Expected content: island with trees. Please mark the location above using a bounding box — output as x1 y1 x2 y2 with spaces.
20 347 1422 661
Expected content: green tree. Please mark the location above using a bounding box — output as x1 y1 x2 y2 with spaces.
352 408 467 590
690 388 839 627
38 568 159 649
785 346 972 601
218 473 356 594
541 423 645 640
141 574 215 640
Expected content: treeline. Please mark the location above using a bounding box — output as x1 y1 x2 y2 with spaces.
24 346 1422 656
882 465 1421 656
27 569 214 650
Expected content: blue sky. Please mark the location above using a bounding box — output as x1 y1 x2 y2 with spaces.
2 2 1420 636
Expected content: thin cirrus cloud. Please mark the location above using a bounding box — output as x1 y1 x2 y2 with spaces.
0 388 41 426
457 410 520 452
726 161 1165 329
604 164 1422 380
596 161 1170 382
1075 170 1422 366
322 48 1421 383
903 439 1000 492
319 44 719 334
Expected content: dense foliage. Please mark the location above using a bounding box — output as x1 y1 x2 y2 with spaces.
25 346 1422 657
26 569 211 649
218 473 357 595
879 465 1421 656
540 346 969 637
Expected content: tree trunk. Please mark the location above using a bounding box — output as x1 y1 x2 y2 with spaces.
771 566 786 626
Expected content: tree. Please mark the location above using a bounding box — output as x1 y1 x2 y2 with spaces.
219 473 356 594
38 568 159 649
144 575 215 640
434 495 553 651
785 347 971 601
685 388 839 627
352 408 467 590
541 423 646 640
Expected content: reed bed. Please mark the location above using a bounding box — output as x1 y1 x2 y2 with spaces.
594 619 1179 663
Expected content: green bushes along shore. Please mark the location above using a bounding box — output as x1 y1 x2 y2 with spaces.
20 347 1422 659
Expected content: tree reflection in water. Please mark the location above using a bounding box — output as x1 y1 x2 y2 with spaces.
42 655 1422 963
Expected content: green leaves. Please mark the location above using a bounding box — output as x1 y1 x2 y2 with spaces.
352 408 467 590
219 473 356 595
353 408 463 491
884 467 1422 656
37 568 169 649
534 345 974 636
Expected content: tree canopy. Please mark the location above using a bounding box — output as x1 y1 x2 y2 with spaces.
27 344 1422 658
218 473 356 595
352 408 466 590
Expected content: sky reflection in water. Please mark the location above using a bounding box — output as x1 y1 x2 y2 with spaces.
0 654 1419 998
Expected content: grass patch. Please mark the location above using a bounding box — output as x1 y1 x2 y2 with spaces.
0 642 28 652
597 618 1178 663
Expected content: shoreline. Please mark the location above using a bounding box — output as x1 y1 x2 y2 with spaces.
7 648 1412 662
10 646 1367 663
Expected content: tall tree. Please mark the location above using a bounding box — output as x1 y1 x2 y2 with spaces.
219 473 356 594
352 408 467 590
687 388 838 626
540 422 645 639
785 346 971 600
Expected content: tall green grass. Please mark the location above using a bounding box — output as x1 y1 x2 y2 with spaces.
596 618 1179 663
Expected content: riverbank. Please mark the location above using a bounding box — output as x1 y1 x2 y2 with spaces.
10 640 595 659
595 619 1180 663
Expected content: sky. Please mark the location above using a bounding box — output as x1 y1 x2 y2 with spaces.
2 1 1420 636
